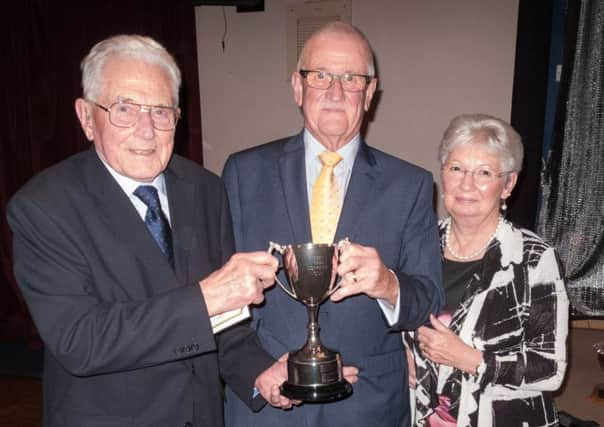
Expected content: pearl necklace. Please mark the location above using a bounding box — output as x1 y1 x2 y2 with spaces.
444 216 503 261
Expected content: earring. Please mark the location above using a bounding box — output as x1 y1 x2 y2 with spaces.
501 200 507 212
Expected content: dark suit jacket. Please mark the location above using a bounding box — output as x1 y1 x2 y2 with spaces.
222 133 444 427
8 149 274 427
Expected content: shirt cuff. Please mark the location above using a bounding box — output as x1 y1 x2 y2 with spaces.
377 269 401 326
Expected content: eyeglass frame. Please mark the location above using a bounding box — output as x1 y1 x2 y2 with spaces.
298 69 374 92
441 165 513 183
88 100 181 131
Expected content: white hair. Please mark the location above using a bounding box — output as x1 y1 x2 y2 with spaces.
80 34 181 105
438 113 524 174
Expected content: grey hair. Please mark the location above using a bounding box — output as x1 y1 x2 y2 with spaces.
80 34 181 106
438 113 524 173
296 21 376 77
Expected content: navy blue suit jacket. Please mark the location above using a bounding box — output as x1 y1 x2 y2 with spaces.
222 133 443 427
8 149 274 427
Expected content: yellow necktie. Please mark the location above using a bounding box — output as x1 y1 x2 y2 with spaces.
310 151 343 244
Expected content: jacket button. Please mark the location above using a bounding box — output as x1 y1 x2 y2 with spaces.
182 422 192 427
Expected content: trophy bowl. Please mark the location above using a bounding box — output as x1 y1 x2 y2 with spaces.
269 241 353 402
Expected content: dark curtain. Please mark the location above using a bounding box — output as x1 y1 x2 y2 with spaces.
508 0 553 230
0 1 203 346
537 0 604 317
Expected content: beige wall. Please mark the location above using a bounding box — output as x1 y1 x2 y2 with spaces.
195 0 519 217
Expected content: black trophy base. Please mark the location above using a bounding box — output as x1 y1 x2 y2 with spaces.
281 380 352 402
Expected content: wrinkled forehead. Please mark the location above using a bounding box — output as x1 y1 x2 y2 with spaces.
99 57 174 104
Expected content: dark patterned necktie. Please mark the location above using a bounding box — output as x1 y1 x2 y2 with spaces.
133 185 174 268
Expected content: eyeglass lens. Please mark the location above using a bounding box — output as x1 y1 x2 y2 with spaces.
110 103 177 130
444 166 502 183
303 71 368 91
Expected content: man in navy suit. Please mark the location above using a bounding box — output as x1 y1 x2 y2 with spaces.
7 34 290 427
223 22 444 427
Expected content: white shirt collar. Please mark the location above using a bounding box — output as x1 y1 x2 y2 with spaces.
97 152 167 198
303 130 360 203
96 152 171 223
303 130 360 170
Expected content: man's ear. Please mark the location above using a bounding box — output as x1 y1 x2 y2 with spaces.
364 78 378 112
291 71 304 108
75 98 94 141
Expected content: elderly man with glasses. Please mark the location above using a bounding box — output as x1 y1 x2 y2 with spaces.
223 22 444 427
7 34 294 427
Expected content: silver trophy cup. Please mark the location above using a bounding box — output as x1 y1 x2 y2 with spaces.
268 241 353 402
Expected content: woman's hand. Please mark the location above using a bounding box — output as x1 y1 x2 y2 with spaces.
416 314 483 374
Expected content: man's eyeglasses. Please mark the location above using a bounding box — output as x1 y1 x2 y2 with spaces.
89 101 180 131
299 69 373 92
442 165 512 185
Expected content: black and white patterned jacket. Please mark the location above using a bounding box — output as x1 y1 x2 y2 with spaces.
412 219 569 426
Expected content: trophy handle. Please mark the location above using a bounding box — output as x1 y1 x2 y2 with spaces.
267 241 298 300
323 237 350 297
326 277 343 298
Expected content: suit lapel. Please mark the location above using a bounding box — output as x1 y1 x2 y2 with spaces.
163 161 199 370
278 134 312 244
164 161 196 285
335 142 379 243
326 143 380 346
275 135 312 339
83 150 178 293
